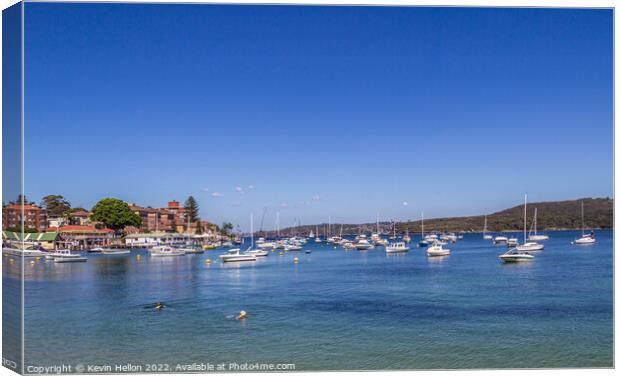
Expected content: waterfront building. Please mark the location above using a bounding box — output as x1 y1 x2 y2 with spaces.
129 200 201 233
124 232 194 248
47 225 116 250
2 202 48 232
2 230 60 250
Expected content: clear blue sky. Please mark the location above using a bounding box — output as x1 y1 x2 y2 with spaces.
23 4 612 230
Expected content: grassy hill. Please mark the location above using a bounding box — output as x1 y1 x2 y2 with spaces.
273 197 613 236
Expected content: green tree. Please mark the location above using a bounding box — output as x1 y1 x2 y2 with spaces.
41 195 71 217
90 198 141 231
184 196 199 222
221 222 233 236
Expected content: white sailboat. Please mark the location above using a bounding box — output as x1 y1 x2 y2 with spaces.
483 215 493 240
516 195 544 252
574 201 596 245
244 213 268 257
527 208 549 241
499 195 536 262
418 213 430 247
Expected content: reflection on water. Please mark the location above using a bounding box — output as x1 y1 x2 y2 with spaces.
13 231 614 370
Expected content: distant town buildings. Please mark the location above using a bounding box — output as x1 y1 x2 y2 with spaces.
129 200 203 233
3 198 211 237
2 202 48 232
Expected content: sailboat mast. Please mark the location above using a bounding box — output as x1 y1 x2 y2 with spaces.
523 194 527 243
581 201 585 235
251 213 254 248
421 212 424 237
328 216 331 237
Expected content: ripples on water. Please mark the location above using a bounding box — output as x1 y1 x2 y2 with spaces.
4 230 612 370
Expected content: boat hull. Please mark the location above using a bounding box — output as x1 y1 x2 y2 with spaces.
386 247 409 253
499 254 534 263
574 237 596 244
220 255 257 263
516 243 544 252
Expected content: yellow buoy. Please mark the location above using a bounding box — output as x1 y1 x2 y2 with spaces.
35 257 41 261
293 257 299 264
279 252 284 256
205 258 211 264
237 310 247 320
30 260 35 264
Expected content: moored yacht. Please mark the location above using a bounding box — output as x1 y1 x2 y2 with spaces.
219 248 257 263
101 248 131 255
527 208 549 241
150 245 185 257
493 235 508 245
244 248 269 257
507 237 518 247
385 241 410 253
498 248 534 263
3 243 47 257
354 235 373 250
483 215 493 240
49 249 88 263
574 201 596 245
516 242 544 252
426 241 450 257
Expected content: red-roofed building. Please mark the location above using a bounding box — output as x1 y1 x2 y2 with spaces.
2 202 48 232
129 200 195 233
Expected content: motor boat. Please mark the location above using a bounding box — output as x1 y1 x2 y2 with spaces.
499 248 534 263
314 237 322 243
355 235 373 250
175 246 204 254
3 243 47 258
341 241 355 250
426 241 450 257
515 242 544 252
507 237 518 247
88 247 104 253
149 245 185 257
574 233 596 245
101 248 131 255
440 233 457 243
257 241 276 250
385 242 410 253
49 249 87 263
244 248 269 257
219 248 257 263
284 244 302 251
493 236 508 245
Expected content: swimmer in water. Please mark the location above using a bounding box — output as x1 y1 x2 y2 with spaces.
236 310 247 320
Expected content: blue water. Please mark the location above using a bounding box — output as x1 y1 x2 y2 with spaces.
6 230 613 370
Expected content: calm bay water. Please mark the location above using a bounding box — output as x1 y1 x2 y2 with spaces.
6 230 613 370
